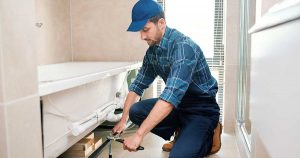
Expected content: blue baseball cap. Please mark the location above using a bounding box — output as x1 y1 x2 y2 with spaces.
127 0 163 32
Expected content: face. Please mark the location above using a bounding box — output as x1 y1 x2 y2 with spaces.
140 18 166 46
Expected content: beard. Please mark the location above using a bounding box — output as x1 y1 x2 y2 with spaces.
146 39 157 46
144 25 163 46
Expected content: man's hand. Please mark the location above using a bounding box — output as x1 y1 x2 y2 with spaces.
123 132 143 152
122 99 173 152
112 91 140 134
112 120 127 135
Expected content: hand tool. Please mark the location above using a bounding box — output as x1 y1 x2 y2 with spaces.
106 133 144 150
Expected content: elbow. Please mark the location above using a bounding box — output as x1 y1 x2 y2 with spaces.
159 99 174 112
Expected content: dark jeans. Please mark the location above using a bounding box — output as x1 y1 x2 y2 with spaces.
129 97 220 158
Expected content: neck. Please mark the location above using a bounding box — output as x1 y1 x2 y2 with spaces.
156 26 166 45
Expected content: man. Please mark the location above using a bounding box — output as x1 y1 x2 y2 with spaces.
112 0 222 157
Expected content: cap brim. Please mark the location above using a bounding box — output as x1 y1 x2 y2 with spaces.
127 19 148 32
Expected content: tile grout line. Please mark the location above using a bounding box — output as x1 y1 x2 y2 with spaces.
0 93 39 106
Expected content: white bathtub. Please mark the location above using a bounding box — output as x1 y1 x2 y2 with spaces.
38 61 141 158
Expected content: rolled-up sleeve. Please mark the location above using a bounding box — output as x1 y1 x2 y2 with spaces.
129 53 157 96
159 43 198 107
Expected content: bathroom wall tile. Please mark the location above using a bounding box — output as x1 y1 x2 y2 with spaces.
0 0 39 102
0 3 5 103
223 64 238 133
224 0 240 66
0 41 3 103
256 0 283 19
36 0 72 65
71 0 147 62
0 0 3 103
0 104 8 158
5 96 42 158
223 0 241 134
0 82 3 104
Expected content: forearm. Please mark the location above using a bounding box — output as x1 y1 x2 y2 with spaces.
136 99 173 137
120 91 140 123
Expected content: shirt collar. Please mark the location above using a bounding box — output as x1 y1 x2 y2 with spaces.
158 26 171 50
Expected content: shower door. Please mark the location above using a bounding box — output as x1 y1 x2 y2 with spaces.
236 0 256 156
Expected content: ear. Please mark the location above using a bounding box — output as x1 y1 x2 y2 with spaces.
158 18 166 30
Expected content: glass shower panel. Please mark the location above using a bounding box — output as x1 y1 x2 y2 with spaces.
237 0 254 152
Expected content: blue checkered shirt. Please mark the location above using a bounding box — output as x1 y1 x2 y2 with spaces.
129 26 218 107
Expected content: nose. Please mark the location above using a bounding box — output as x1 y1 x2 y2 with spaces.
140 32 146 40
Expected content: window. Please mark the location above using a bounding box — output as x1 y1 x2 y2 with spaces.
154 0 225 122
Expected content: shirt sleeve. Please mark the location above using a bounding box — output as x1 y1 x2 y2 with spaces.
128 52 157 96
159 43 198 107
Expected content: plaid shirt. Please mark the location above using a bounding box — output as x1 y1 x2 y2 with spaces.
129 26 218 107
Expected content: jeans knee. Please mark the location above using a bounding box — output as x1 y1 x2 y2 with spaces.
128 103 143 125
128 99 157 126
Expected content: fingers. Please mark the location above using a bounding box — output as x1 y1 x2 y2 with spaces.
111 127 118 134
123 143 137 152
112 128 123 135
123 137 140 152
112 125 123 135
112 122 125 135
112 128 118 134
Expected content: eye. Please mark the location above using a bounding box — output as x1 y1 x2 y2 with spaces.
142 28 149 32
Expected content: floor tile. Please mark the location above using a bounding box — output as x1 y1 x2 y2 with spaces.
94 129 240 158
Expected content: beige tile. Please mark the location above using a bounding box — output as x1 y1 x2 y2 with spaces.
258 0 283 18
223 65 238 133
95 131 240 158
36 0 72 65
5 96 43 158
224 0 240 66
0 45 3 103
1 61 38 102
97 131 169 158
0 0 38 102
71 0 147 62
0 85 3 104
208 133 241 158
0 104 8 158
0 14 3 103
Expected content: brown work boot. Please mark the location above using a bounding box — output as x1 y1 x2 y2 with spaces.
209 122 222 155
162 129 179 152
162 139 175 152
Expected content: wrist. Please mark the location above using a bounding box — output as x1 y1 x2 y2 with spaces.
136 129 145 138
120 116 128 123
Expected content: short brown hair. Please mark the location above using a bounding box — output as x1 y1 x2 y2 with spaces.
149 12 165 24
